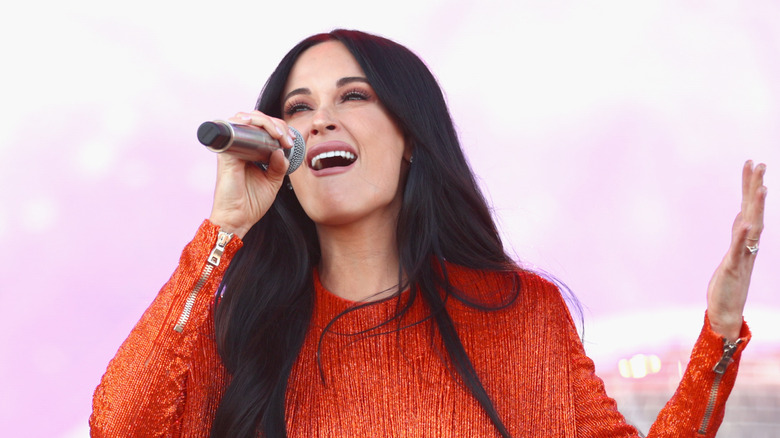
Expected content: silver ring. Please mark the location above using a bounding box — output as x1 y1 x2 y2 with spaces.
746 244 759 255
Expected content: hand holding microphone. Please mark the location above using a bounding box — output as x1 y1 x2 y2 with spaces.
202 112 306 239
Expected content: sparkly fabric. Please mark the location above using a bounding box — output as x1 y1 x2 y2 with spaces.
91 220 751 437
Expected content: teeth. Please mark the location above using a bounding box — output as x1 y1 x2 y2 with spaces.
310 150 356 170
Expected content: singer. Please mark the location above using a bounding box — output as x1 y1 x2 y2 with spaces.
90 30 767 437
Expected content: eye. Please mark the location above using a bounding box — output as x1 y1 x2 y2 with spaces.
283 100 311 116
341 88 370 102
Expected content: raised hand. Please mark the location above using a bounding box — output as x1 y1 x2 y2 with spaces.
707 160 768 341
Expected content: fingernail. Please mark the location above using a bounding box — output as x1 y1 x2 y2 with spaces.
239 115 251 121
275 126 284 136
287 135 295 146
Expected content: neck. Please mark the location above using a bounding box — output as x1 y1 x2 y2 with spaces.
316 217 404 302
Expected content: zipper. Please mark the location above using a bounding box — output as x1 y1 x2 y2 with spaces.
173 230 233 333
697 337 743 435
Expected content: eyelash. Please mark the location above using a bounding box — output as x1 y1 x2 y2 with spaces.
283 101 310 116
341 88 370 102
283 88 371 116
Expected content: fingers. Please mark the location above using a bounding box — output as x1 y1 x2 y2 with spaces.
743 161 767 235
741 160 752 214
229 111 297 149
738 161 767 257
265 149 291 182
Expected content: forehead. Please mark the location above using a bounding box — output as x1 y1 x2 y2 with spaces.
284 41 366 92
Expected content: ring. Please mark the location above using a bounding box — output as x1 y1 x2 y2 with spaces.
746 244 759 255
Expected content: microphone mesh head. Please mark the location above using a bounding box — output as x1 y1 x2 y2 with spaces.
285 127 306 174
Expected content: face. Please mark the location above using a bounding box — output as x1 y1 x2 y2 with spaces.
283 41 410 228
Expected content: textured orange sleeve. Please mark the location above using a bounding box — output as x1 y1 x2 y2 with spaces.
443 268 750 437
647 314 750 438
90 220 242 437
528 278 642 437
564 324 641 436
563 304 750 437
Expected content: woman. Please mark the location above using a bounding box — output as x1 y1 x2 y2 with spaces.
90 29 767 437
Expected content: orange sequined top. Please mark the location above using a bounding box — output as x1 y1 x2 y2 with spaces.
91 221 750 437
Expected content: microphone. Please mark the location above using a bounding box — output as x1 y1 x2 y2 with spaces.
197 120 306 174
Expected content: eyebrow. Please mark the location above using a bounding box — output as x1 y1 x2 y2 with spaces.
282 76 370 103
336 76 369 87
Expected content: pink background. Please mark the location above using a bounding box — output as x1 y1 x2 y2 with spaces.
1 1 778 436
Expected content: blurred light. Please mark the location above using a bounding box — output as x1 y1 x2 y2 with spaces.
618 353 662 379
73 138 118 179
21 197 58 234
649 354 661 373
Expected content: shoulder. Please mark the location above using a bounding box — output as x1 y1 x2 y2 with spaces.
443 264 582 370
441 264 578 339
444 263 568 311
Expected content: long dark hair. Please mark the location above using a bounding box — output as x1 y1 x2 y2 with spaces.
212 29 522 438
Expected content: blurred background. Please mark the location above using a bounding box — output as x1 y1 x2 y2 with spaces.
1 1 777 436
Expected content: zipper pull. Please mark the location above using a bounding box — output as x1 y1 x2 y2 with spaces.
172 229 234 333
207 230 234 266
712 338 743 374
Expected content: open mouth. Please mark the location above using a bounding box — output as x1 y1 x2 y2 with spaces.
310 150 357 170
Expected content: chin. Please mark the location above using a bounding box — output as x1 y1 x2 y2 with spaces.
303 201 402 230
305 208 366 227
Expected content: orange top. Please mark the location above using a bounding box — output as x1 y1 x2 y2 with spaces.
90 221 750 437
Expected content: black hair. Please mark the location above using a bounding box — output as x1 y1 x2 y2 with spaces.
211 29 526 438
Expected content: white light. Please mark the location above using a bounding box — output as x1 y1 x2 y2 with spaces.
21 198 58 234
619 353 663 379
629 354 649 379
649 354 662 374
73 138 117 179
618 359 631 378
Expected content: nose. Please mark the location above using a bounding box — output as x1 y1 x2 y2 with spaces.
310 107 338 136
